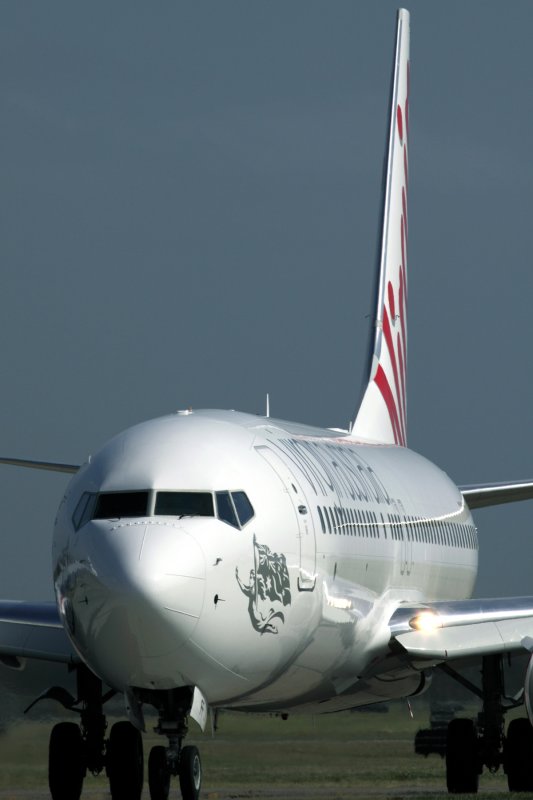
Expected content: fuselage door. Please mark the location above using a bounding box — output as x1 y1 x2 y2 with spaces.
255 445 316 591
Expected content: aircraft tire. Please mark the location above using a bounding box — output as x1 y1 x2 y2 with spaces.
179 745 202 800
446 718 479 794
148 745 170 800
48 721 85 800
505 718 533 792
106 720 144 800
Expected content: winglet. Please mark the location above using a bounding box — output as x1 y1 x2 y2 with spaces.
351 9 410 446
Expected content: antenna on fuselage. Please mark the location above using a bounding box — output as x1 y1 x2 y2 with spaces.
266 393 270 418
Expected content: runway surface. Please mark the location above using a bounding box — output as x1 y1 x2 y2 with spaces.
0 787 514 799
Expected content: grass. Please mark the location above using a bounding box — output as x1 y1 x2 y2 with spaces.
0 705 517 798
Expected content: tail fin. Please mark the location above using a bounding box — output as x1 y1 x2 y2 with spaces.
351 9 410 446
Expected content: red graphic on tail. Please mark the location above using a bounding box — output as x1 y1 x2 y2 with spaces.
372 61 409 446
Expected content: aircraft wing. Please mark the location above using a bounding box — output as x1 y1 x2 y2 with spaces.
0 457 79 474
0 601 78 664
460 480 533 509
389 597 533 662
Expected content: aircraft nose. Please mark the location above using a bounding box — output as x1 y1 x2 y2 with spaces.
78 520 206 605
61 520 206 687
96 520 206 634
137 522 206 619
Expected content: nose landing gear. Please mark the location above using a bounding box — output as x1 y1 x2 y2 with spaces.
147 696 203 800
179 745 202 800
148 745 171 800
148 741 202 800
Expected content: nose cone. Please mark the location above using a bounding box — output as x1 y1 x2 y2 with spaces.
58 520 206 689
139 522 206 621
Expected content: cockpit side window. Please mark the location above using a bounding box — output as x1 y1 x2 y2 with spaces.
215 491 239 529
231 491 254 526
72 492 97 531
155 492 214 517
93 491 149 520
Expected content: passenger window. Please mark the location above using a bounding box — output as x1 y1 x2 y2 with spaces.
93 491 149 520
155 492 214 517
216 492 239 529
231 491 254 526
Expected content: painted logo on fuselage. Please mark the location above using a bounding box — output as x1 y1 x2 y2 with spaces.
236 536 291 634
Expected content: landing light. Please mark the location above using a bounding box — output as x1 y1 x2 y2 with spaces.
409 610 441 632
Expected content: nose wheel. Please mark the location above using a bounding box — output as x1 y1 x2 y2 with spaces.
148 745 171 800
179 745 202 800
148 742 202 800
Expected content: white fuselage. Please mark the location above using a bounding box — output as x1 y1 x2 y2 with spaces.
52 409 477 713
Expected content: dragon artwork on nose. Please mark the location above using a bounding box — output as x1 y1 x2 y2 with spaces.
236 535 292 634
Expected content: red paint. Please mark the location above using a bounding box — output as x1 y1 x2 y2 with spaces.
397 332 406 425
388 281 396 320
403 145 408 189
382 308 406 444
374 364 402 445
396 105 403 142
399 265 407 352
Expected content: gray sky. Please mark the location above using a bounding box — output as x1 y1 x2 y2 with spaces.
1 0 533 600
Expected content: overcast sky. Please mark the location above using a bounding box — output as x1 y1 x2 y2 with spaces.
1 0 533 600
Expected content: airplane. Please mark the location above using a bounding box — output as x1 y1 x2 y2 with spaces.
3 7 533 800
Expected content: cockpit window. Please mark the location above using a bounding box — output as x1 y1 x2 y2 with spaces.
155 492 214 517
215 491 239 529
72 492 97 531
93 491 149 520
72 487 254 530
231 491 254 526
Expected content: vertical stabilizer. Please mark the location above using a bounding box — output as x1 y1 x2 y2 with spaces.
351 9 410 446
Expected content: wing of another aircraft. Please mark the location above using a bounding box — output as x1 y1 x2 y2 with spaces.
0 601 78 664
0 457 79 474
389 597 533 662
460 480 533 509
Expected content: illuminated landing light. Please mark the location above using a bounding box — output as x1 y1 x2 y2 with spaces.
409 610 441 632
